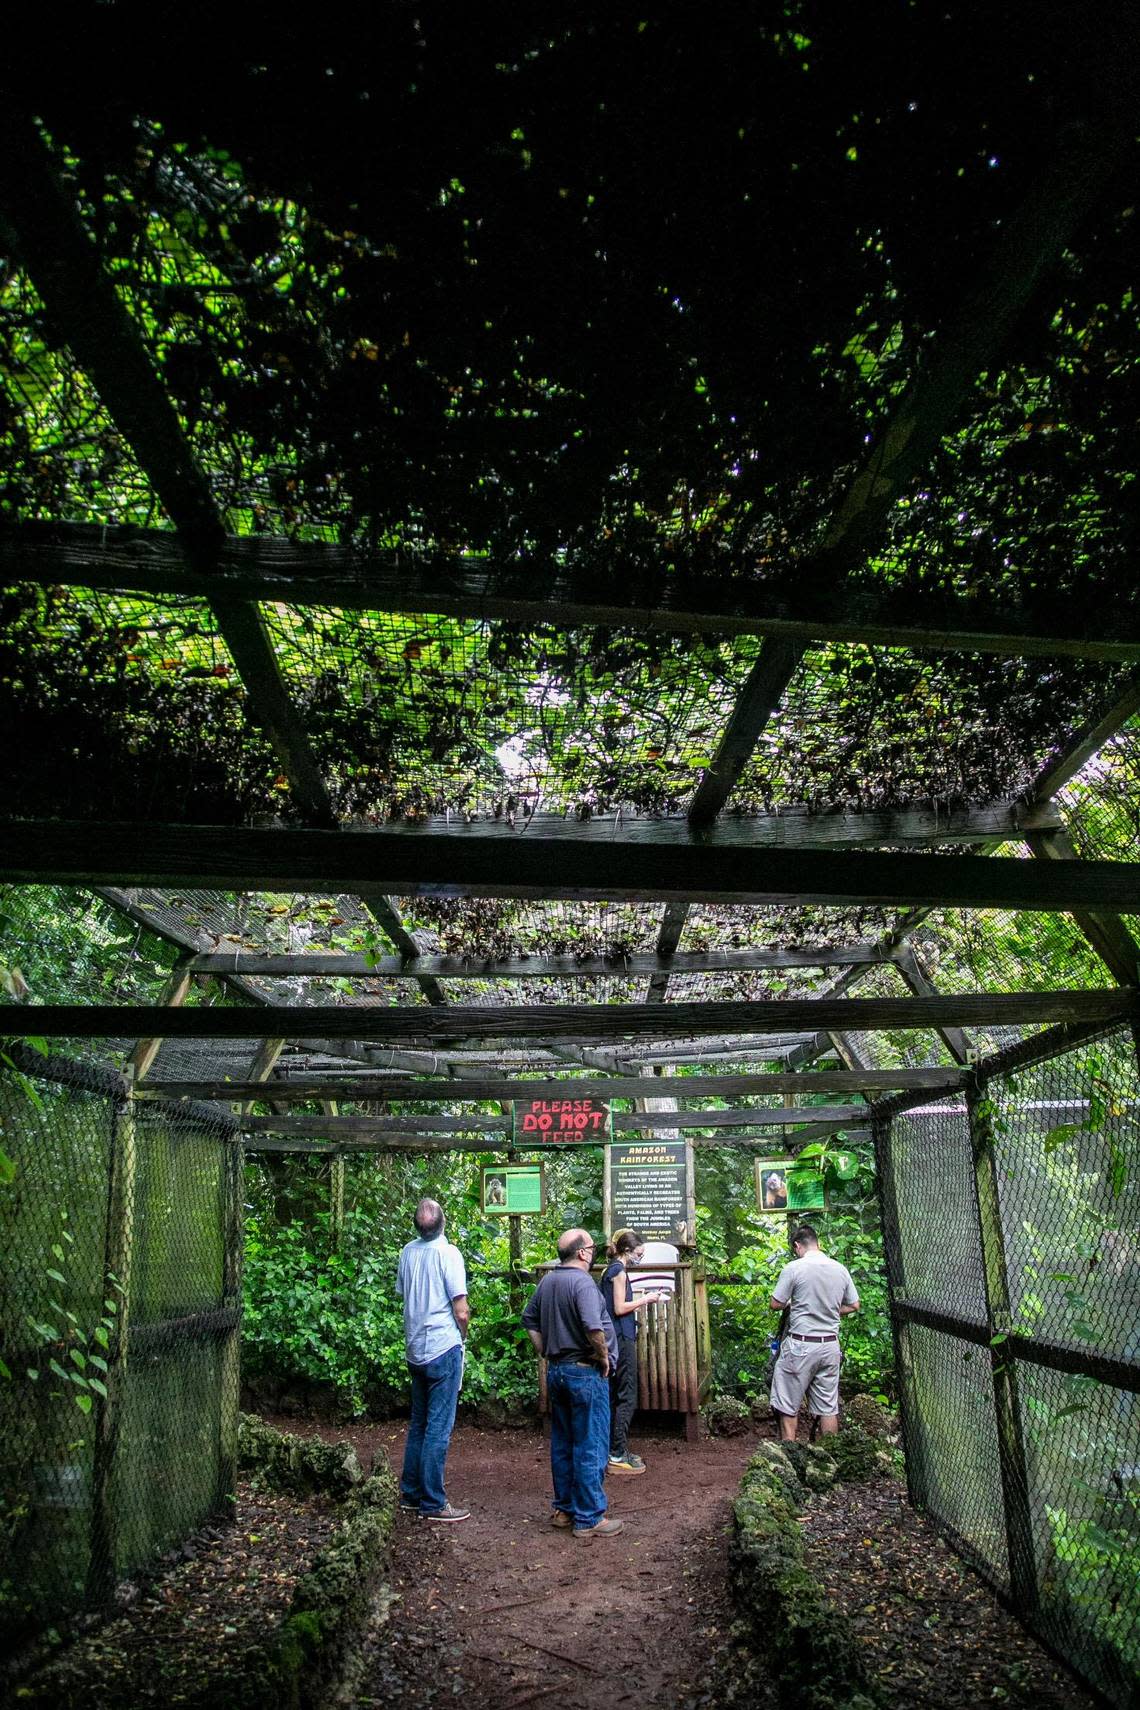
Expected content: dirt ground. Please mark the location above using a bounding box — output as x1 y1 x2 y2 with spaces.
266 1412 1098 1710
267 1412 763 1710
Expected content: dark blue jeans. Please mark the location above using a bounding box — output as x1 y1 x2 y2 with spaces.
548 1361 610 1529
400 1342 463 1514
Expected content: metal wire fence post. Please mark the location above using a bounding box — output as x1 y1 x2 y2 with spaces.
965 1074 1039 1618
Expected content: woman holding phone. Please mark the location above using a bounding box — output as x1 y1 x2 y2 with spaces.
600 1229 665 1475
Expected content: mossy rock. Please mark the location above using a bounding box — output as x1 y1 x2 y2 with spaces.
730 1442 878 1710
239 1413 363 1500
748 1388 771 1420
829 1422 884 1483
703 1394 751 1436
844 1393 900 1442
263 1457 397 1709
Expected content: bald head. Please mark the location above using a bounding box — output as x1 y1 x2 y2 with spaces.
415 1198 445 1239
557 1227 593 1266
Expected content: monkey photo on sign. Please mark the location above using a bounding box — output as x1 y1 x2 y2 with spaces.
486 1175 507 1206
764 1169 788 1210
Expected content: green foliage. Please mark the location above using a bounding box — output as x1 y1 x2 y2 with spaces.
702 1137 895 1402
1044 1497 1140 1674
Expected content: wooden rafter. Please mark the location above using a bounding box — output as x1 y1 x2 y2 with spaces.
8 821 1140 910
140 1067 959 1102
0 113 334 826
780 673 1140 1072
243 1124 870 1157
7 991 1135 1041
645 119 1124 1006
183 942 896 979
10 524 1140 664
241 1105 868 1136
890 945 973 1067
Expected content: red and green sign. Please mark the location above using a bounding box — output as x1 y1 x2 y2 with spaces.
512 1097 612 1143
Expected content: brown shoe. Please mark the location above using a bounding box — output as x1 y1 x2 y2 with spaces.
573 1517 625 1539
551 1509 573 1528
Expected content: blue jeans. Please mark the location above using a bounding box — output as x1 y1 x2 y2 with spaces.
548 1361 610 1529
400 1342 463 1514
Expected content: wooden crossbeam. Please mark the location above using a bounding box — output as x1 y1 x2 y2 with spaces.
1026 828 1140 987
140 1067 959 1102
182 942 898 980
8 991 1135 1041
240 1105 866 1136
6 820 1140 909
12 524 1140 664
242 1123 871 1157
891 945 973 1066
0 115 334 826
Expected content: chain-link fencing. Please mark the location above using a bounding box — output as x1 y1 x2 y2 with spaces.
874 1024 1140 1703
0 1046 242 1653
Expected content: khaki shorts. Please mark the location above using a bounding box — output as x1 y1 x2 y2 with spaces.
770 1339 841 1418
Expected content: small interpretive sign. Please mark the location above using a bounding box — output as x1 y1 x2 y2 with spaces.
481 1164 546 1216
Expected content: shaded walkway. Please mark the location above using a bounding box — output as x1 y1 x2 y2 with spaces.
266 1413 1100 1710
286 1416 763 1710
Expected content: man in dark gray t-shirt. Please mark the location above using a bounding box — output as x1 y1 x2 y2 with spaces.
522 1229 622 1539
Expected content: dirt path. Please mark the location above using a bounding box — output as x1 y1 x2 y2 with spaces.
265 1414 768 1710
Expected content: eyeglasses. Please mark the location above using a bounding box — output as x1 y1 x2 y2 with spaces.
579 1242 596 1255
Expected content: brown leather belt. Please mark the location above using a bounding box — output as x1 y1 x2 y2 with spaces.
789 1333 837 1343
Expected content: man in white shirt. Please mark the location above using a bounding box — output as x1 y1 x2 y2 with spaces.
395 1198 471 1521
769 1224 859 1442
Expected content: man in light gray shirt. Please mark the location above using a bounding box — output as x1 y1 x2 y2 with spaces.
769 1223 859 1441
396 1198 470 1521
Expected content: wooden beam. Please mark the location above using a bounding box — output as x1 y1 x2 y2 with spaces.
140 1067 961 1102
690 642 804 829
353 890 448 1005
240 1105 867 1137
892 1299 1140 1395
1027 672 1140 801
646 901 691 1002
10 990 1135 1041
7 820 1140 909
242 1122 871 1156
1026 828 1140 987
971 1014 1132 1083
966 1079 1039 1614
14 523 1140 664
125 955 193 1083
102 803 1058 860
891 945 972 1067
183 942 898 979
0 114 334 826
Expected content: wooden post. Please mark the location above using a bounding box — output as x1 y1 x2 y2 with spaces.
322 1100 344 1250
508 1214 524 1319
87 1086 137 1600
217 1128 244 1515
665 1278 681 1410
871 1110 923 1509
328 1154 346 1250
693 1256 712 1395
965 1078 1039 1612
126 955 194 1084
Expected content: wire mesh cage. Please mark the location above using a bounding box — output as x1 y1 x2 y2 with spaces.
875 1024 1140 1703
0 1047 242 1652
